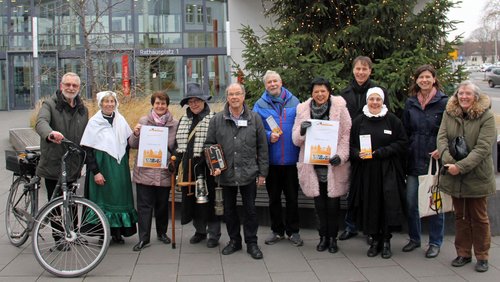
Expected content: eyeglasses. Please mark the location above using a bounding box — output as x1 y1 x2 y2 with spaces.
62 82 80 88
227 92 244 97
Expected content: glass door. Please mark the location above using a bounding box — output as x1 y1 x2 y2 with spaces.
9 53 33 110
184 57 208 97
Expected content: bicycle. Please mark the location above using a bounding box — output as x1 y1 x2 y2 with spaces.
5 149 40 246
5 138 111 277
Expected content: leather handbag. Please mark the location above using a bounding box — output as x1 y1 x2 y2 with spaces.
449 135 468 161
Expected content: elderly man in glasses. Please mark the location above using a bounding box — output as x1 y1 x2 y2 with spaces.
205 83 269 260
35 72 89 251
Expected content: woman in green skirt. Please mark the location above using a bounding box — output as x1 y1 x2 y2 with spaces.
81 91 138 243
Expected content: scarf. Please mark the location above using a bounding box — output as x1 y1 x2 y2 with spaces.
362 104 388 117
269 92 285 114
80 110 132 163
151 109 170 126
176 105 214 157
310 99 330 120
417 87 437 110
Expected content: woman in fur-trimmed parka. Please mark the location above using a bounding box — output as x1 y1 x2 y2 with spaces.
292 77 351 254
437 80 496 272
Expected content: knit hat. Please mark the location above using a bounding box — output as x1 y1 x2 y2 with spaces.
180 83 212 107
366 87 384 102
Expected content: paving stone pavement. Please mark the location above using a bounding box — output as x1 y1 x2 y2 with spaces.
0 110 498 281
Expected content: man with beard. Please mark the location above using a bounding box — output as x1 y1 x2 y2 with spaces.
338 56 389 243
35 72 89 251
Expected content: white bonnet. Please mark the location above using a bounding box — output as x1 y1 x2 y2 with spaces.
366 87 384 102
96 91 119 110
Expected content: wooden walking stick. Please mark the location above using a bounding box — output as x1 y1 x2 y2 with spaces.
170 155 176 249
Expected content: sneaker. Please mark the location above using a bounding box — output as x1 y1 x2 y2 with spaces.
475 260 489 272
289 233 304 247
264 232 284 245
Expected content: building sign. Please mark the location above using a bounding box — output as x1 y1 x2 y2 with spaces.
135 48 227 57
138 49 180 56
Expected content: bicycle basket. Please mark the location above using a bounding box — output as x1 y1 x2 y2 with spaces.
5 150 39 176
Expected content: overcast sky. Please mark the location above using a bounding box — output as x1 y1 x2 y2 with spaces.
447 0 490 40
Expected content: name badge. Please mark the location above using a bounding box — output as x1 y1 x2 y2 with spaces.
384 130 392 135
237 120 248 127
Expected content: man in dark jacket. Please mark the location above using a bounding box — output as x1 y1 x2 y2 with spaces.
338 56 389 242
253 70 302 247
205 82 269 260
35 72 88 251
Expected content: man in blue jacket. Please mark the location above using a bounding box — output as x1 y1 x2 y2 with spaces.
253 70 303 247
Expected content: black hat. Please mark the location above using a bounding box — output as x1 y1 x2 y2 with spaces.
180 83 212 107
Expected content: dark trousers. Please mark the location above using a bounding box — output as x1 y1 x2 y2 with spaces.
136 183 170 242
314 182 340 238
266 165 300 236
223 182 258 245
452 196 491 260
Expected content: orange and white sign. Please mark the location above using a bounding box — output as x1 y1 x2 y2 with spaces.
359 134 373 159
137 125 169 168
304 119 339 165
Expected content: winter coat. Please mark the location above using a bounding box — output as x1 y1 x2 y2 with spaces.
402 90 448 176
253 87 300 165
35 90 88 181
292 96 351 198
339 79 389 119
128 111 178 187
349 112 408 233
437 94 496 198
205 103 269 186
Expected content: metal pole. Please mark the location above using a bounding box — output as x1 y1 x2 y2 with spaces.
32 16 40 106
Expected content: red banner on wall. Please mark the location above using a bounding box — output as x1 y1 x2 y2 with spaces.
122 55 130 96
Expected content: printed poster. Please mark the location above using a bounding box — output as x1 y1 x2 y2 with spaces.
137 125 169 168
304 119 339 165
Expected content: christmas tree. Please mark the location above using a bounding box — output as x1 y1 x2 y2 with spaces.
238 0 465 111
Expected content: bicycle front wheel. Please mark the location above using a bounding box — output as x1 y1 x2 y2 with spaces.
32 197 110 278
5 176 34 246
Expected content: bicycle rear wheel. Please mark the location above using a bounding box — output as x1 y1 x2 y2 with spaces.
32 197 110 278
5 176 34 246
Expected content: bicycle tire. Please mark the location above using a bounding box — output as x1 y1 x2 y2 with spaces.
5 176 34 246
32 197 110 278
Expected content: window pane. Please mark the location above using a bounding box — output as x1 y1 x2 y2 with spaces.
10 1 31 33
136 0 181 33
184 32 206 48
111 0 132 32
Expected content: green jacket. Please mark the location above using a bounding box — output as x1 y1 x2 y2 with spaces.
35 91 88 181
437 93 496 198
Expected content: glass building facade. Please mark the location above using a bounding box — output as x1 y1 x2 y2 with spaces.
0 0 229 110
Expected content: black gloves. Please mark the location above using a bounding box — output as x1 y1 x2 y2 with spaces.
329 154 341 166
300 121 312 136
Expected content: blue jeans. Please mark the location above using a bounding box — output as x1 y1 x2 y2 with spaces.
406 175 444 246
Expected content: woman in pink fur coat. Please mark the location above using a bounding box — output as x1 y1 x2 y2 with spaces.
292 77 351 253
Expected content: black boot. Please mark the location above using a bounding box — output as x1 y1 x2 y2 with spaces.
316 237 329 252
367 241 380 257
381 240 392 259
328 238 338 253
